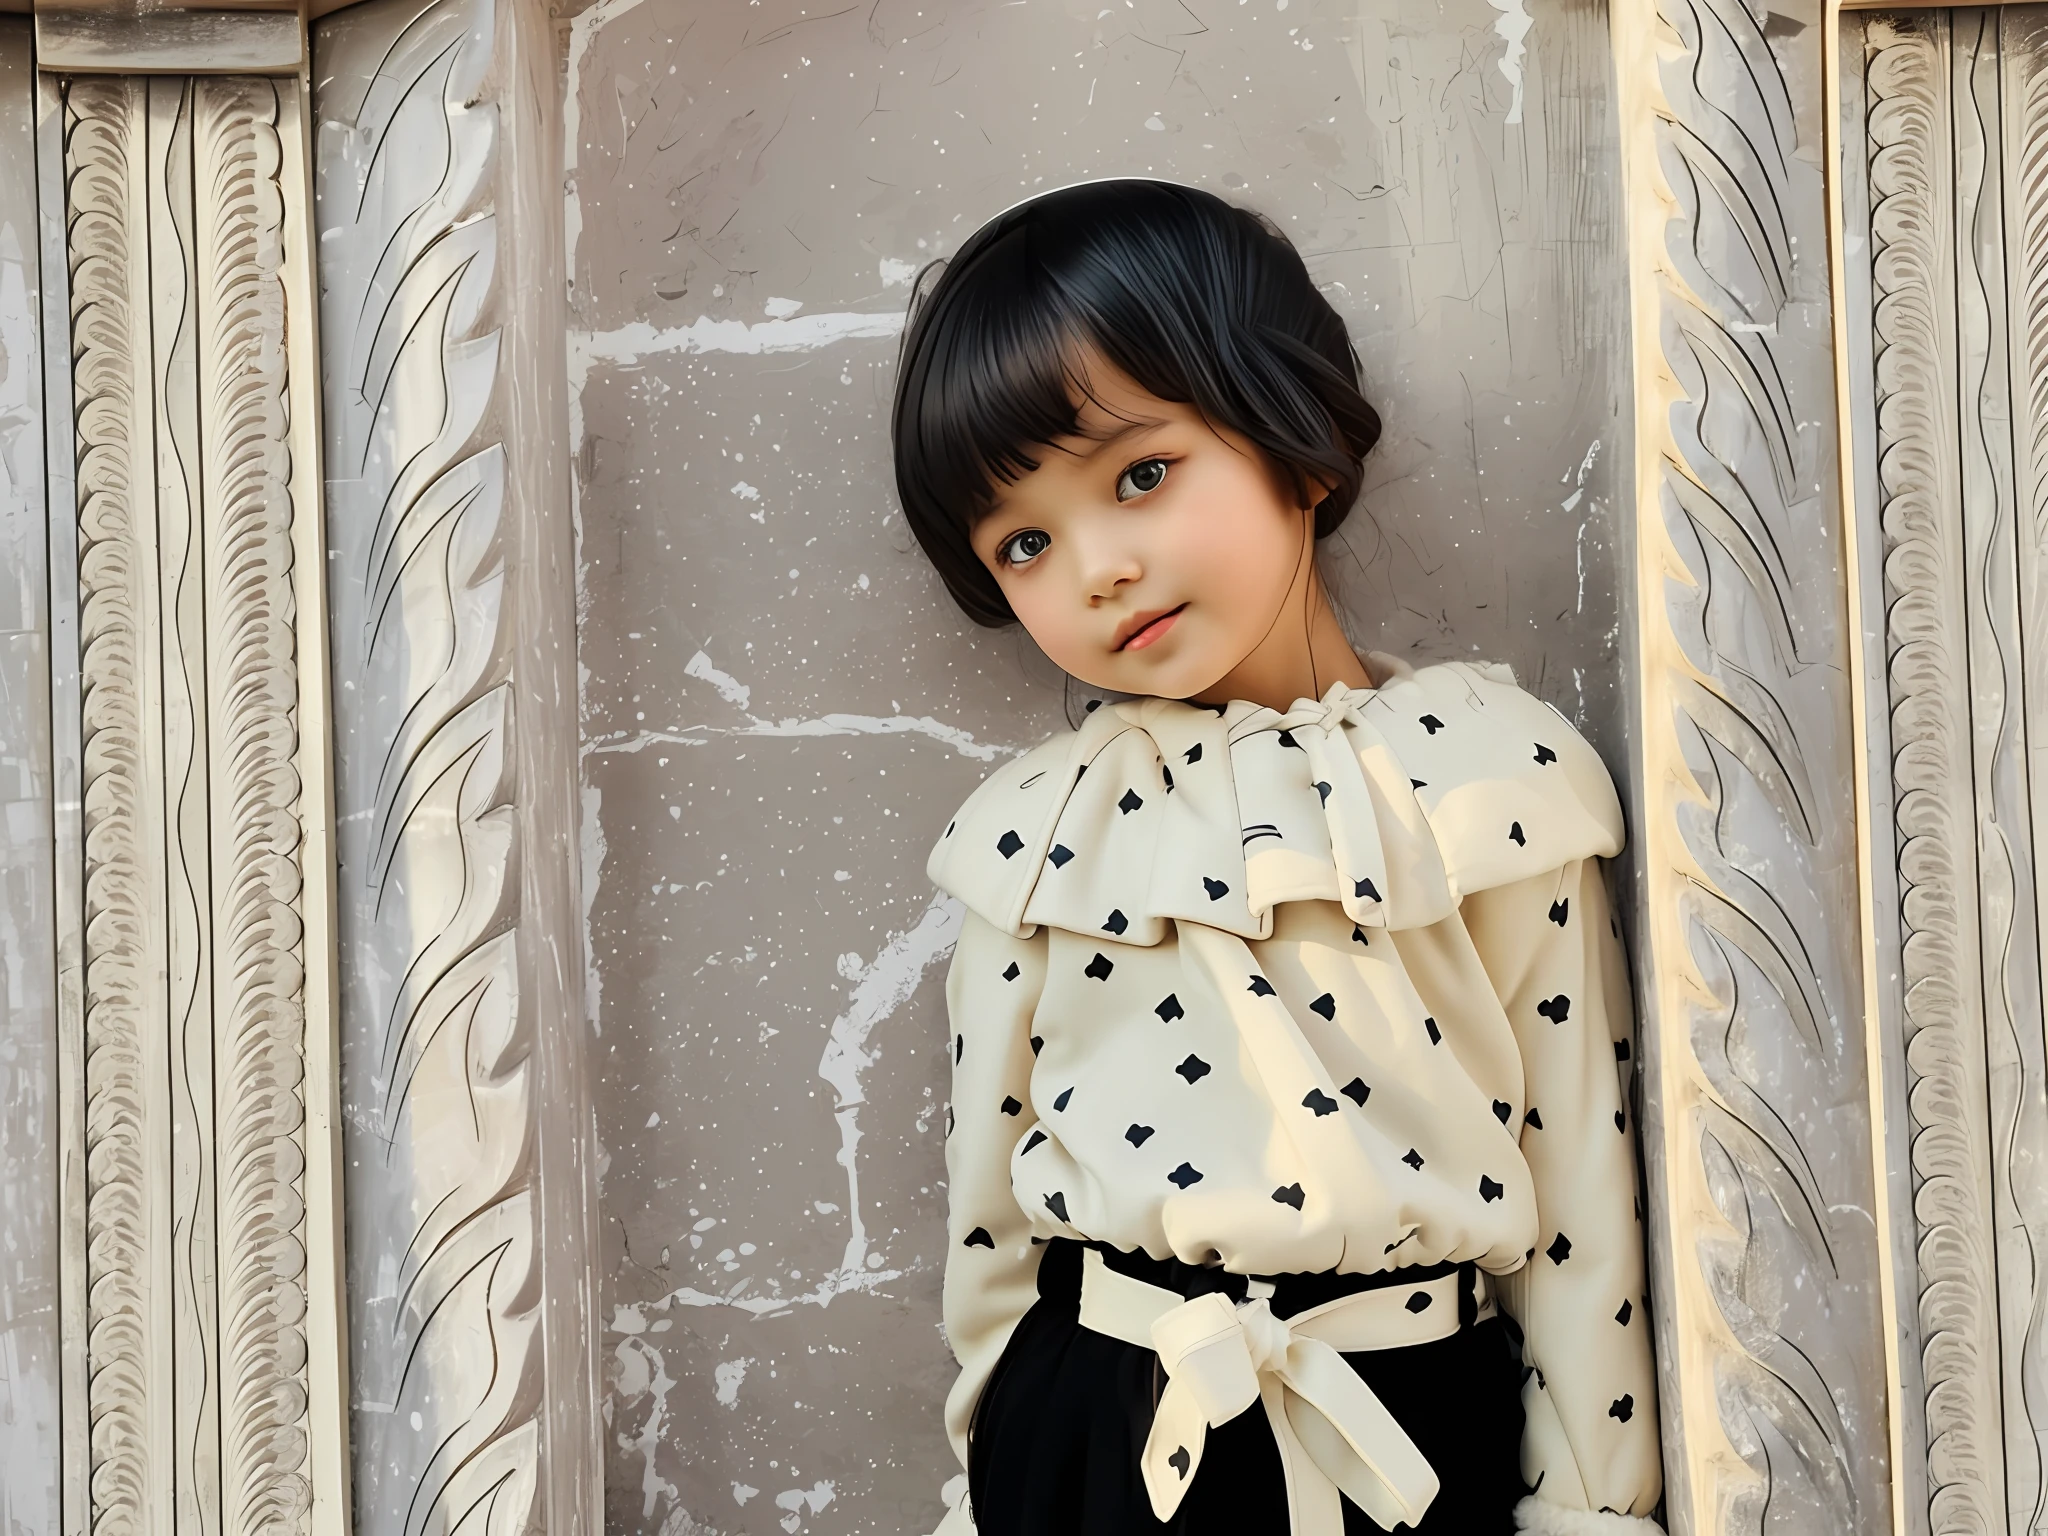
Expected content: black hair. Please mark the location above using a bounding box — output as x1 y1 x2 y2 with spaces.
890 178 1381 628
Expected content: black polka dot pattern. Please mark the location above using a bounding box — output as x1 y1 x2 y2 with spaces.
933 666 1653 1510
1169 1446 1192 1479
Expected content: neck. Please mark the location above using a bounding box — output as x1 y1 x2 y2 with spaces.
1188 560 1372 713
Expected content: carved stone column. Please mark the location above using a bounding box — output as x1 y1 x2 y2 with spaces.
35 52 350 1536
1610 0 1900 1529
1844 9 2048 1529
311 0 603 1532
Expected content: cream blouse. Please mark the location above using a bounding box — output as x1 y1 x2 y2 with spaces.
927 658 1663 1531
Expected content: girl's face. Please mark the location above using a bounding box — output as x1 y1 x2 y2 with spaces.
968 352 1322 702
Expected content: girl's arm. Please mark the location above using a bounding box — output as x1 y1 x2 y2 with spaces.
1463 858 1666 1533
940 908 1049 1472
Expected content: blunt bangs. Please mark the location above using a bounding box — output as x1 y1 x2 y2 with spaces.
891 178 1382 628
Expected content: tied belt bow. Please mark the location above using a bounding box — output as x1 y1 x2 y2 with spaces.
1078 1248 1491 1533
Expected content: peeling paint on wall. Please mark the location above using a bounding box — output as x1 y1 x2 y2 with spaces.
565 0 1630 1528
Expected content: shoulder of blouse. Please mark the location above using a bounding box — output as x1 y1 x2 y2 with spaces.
926 658 1623 943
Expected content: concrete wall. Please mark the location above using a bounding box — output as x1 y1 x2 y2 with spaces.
562 0 1633 1528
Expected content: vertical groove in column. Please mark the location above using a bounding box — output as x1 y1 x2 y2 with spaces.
1994 8 2048 1521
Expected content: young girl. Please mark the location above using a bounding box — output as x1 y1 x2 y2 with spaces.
892 179 1663 1536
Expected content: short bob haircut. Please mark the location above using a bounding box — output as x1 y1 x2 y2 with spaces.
891 178 1381 628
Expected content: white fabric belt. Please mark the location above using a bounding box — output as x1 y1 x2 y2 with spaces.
1077 1247 1495 1533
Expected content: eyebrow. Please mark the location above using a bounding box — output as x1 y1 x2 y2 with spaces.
1058 413 1167 457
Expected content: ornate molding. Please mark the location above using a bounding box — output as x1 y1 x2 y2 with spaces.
194 77 313 1536
1855 10 2048 1530
312 0 599 1529
46 64 344 1536
64 76 164 1536
1612 0 1895 1527
1864 17 2003 1533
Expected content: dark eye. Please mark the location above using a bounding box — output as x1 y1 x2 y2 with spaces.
999 528 1051 568
1117 458 1168 501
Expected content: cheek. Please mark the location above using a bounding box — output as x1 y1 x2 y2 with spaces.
999 573 1085 663
1168 473 1302 609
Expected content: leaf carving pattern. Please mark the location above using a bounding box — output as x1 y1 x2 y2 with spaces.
195 77 313 1536
1619 0 1892 1525
313 0 547 1530
66 75 156 1536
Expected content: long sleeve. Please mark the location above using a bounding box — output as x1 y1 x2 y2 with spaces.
940 908 1049 1474
1462 858 1664 1532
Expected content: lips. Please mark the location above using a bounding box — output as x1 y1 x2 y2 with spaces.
1115 603 1187 653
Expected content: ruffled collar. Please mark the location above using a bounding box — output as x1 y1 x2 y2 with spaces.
929 659 1623 943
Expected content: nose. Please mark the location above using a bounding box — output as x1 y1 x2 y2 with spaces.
1075 528 1144 604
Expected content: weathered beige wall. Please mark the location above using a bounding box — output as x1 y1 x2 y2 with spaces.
563 0 1633 1529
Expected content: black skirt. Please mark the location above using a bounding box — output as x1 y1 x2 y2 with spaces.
967 1238 1528 1536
